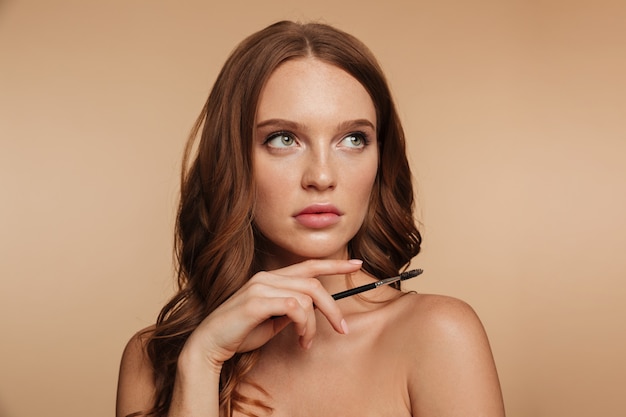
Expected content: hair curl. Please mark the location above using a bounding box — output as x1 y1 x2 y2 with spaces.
137 20 421 417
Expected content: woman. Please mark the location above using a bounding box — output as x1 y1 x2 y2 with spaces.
116 21 505 417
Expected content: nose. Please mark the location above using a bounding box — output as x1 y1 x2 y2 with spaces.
301 146 337 191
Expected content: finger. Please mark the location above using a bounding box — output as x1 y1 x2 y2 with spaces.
273 259 361 334
277 291 318 346
254 275 343 335
265 295 320 351
282 296 318 349
274 258 363 278
246 282 316 319
235 296 310 352
242 281 319 349
245 261 359 335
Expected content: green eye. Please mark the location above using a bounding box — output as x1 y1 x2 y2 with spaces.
341 133 368 148
266 132 296 148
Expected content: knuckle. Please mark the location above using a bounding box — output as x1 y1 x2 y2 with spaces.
246 281 264 295
296 294 314 309
306 278 322 291
284 297 299 310
242 297 261 315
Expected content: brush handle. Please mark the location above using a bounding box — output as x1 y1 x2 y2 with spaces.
332 282 377 300
331 269 423 301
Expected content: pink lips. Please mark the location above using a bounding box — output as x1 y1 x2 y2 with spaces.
294 204 342 229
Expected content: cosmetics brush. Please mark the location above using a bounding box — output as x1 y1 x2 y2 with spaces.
331 268 424 300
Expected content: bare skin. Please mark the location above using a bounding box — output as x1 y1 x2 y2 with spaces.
241 288 504 417
116 58 505 416
117 270 504 417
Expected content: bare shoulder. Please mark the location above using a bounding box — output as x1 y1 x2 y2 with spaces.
119 326 155 377
116 326 156 417
392 292 495 363
395 293 487 338
391 293 505 416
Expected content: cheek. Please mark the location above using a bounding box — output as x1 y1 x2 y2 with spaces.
252 162 293 217
255 164 283 196
353 157 379 198
347 160 378 225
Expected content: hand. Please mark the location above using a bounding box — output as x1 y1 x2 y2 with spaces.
181 259 362 369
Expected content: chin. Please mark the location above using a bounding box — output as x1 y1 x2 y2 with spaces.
291 236 352 258
273 244 349 264
255 228 355 264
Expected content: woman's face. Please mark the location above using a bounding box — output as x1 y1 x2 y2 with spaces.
253 58 378 268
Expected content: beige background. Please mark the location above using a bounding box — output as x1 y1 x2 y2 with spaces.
1 0 625 416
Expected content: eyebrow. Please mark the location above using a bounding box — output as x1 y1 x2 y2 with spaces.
256 118 376 132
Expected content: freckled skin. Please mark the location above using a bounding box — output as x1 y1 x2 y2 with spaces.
253 58 379 270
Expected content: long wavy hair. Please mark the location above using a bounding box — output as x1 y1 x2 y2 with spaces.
138 20 421 417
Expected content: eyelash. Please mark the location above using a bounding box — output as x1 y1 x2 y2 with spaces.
343 131 371 147
263 131 296 147
263 131 372 148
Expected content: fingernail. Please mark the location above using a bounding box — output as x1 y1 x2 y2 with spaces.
341 319 350 335
348 259 363 265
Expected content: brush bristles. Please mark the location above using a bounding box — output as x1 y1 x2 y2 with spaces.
400 268 423 281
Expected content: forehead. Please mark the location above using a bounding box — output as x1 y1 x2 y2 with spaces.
255 58 376 126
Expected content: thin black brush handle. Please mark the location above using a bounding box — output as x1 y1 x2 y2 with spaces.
331 269 423 300
332 282 377 300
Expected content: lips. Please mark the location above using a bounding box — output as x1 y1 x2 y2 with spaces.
293 204 342 229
